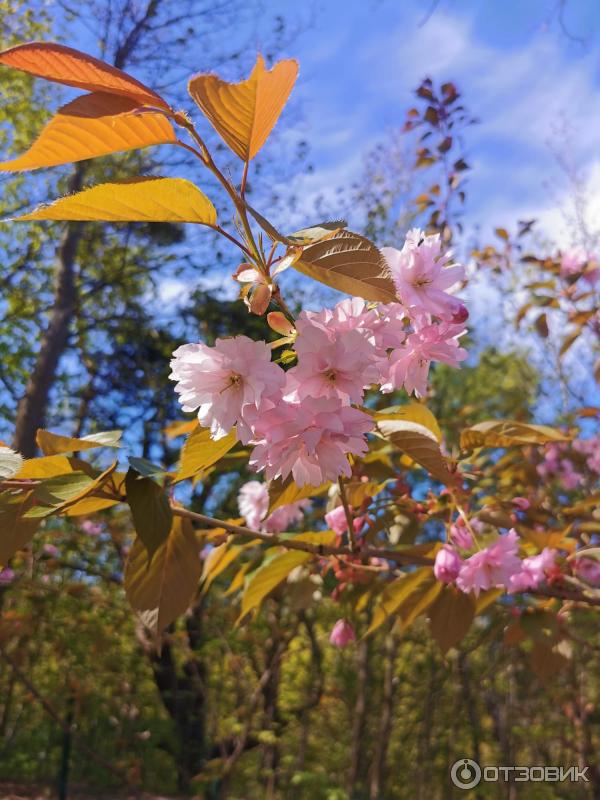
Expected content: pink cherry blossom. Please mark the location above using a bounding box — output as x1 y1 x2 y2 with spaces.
325 505 366 536
80 520 103 536
382 320 467 397
511 497 530 511
456 529 522 596
286 307 380 403
249 395 373 487
238 480 310 532
449 517 480 550
329 618 356 647
573 436 600 474
0 568 15 585
42 544 59 557
238 481 270 531
170 335 285 442
382 229 465 319
434 545 462 583
509 548 557 593
560 251 585 277
573 557 600 586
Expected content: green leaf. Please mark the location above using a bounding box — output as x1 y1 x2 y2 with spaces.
124 517 202 635
238 550 312 623
0 446 23 479
125 468 173 561
128 456 168 480
36 428 121 455
175 426 238 482
0 491 40 564
366 568 432 635
428 586 476 654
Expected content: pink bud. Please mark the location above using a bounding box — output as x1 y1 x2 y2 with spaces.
511 497 530 511
329 619 356 648
451 302 469 324
434 545 462 583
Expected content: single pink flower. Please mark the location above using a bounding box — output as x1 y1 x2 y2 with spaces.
511 497 530 511
238 481 270 531
509 548 556 593
329 619 356 647
434 545 462 583
325 505 365 536
573 557 600 586
382 229 465 319
249 395 373 487
170 336 285 442
286 309 380 403
80 520 103 536
0 568 15 585
382 320 467 397
238 480 310 532
456 529 521 596
449 517 479 550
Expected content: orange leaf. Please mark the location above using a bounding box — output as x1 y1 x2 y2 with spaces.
0 93 176 171
188 54 298 161
0 41 169 109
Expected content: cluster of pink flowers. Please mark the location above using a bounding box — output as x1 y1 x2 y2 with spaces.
237 480 310 533
537 439 600 491
434 526 559 597
170 229 467 485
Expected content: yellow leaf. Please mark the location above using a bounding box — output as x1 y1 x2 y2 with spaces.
36 428 121 455
175 426 237 482
460 420 571 450
293 230 397 303
366 568 431 635
164 419 198 439
188 54 298 161
0 93 176 171
14 177 217 225
0 41 168 108
268 476 329 514
374 402 442 442
124 517 202 635
64 496 119 516
14 455 73 479
377 418 453 484
238 550 312 623
201 542 247 592
395 578 442 634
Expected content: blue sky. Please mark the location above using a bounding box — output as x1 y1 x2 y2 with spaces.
246 0 600 246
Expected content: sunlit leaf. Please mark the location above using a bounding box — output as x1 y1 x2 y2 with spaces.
36 428 121 455
0 41 168 108
292 230 397 303
238 550 312 623
0 491 40 564
460 420 571 450
0 93 176 171
395 577 442 634
428 586 475 654
125 469 172 561
0 447 23 479
175 426 237 482
164 419 198 439
124 517 202 635
268 476 329 514
13 177 217 225
188 54 298 161
14 455 73 479
202 542 249 593
25 462 118 518
377 418 453 484
374 402 442 442
366 568 431 635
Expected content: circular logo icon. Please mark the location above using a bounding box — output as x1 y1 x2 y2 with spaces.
450 758 482 790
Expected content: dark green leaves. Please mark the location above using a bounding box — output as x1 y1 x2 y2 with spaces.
125 468 172 561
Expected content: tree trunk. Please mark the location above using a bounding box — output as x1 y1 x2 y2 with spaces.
369 630 399 800
347 637 370 797
12 166 85 456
